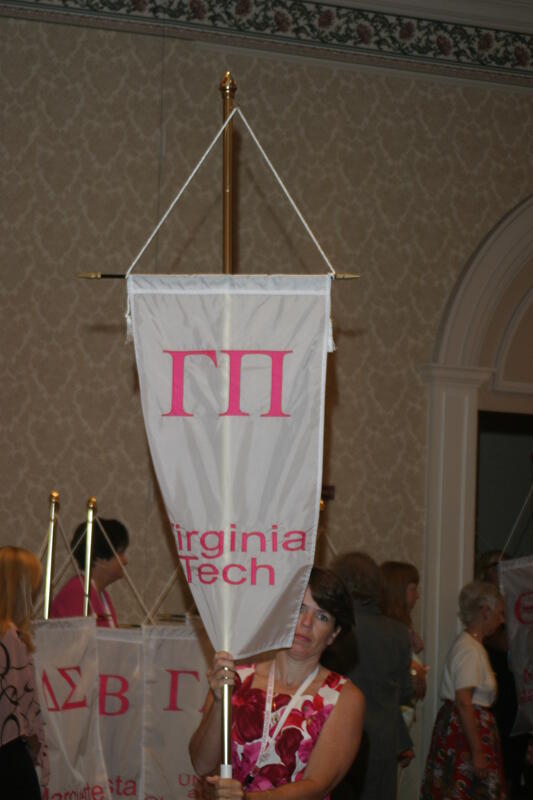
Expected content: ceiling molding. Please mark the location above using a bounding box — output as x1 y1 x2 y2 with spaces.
1 0 532 84
340 1 533 35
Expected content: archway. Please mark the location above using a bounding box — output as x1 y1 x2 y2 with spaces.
420 193 533 753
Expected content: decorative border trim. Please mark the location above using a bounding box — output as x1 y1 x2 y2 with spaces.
2 0 533 80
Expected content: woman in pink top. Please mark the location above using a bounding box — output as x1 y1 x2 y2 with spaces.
189 567 365 800
50 518 129 627
0 546 49 799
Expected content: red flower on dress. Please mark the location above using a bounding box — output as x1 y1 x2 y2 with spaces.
325 672 342 690
276 727 303 775
307 704 334 743
255 763 291 789
233 676 267 744
233 739 261 781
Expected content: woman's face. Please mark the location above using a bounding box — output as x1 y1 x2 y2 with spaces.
406 582 419 612
290 586 340 661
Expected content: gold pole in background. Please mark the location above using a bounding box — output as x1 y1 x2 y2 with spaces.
83 496 97 617
43 490 59 619
220 72 237 276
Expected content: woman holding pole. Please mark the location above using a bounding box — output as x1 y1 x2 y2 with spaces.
189 566 365 799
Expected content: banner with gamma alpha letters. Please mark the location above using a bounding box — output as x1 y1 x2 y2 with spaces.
127 274 332 658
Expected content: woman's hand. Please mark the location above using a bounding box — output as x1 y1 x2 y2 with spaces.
472 747 490 779
205 776 244 798
207 651 236 701
410 660 428 701
398 748 414 768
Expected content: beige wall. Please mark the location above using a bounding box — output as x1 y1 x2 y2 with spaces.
2 15 533 623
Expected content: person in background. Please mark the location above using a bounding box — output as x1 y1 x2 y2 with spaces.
50 518 129 627
329 551 413 800
189 566 365 799
475 550 531 798
420 581 507 800
0 546 49 799
381 560 429 755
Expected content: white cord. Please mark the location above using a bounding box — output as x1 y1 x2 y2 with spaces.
144 565 181 624
500 481 533 559
235 108 335 276
124 105 336 277
125 107 239 279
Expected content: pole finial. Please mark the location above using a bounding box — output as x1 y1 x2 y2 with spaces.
87 496 97 510
219 71 237 98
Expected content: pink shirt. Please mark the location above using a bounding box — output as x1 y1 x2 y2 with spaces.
50 575 118 627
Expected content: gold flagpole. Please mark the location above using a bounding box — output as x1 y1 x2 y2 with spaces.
83 496 97 617
219 70 236 778
220 72 237 276
43 490 59 619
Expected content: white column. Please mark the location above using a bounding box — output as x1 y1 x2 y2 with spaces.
418 364 493 757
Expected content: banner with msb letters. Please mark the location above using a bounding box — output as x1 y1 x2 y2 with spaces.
128 274 332 657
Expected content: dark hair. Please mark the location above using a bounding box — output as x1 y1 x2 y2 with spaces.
309 565 354 635
71 519 129 570
474 550 505 583
331 551 383 604
381 561 419 626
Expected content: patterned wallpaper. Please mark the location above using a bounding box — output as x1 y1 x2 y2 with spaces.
1 15 533 622
2 0 533 80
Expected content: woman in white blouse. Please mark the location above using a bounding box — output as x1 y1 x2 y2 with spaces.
420 581 507 800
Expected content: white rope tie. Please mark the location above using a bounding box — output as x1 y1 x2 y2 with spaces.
125 106 239 279
235 108 335 276
124 105 336 278
144 564 181 624
500 481 533 559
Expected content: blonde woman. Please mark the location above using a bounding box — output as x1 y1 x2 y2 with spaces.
0 546 49 798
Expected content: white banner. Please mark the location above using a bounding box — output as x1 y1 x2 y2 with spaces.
97 628 143 798
142 624 211 800
34 618 112 800
34 620 211 799
128 275 332 658
500 555 533 734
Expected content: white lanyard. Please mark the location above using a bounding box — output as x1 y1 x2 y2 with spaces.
255 661 320 768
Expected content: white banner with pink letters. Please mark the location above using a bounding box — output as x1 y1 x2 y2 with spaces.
499 554 533 734
34 618 112 800
33 619 211 800
128 275 332 658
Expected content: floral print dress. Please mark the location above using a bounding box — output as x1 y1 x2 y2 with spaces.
232 665 346 798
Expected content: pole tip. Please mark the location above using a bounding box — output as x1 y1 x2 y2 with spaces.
87 496 97 510
220 71 237 96
49 490 60 503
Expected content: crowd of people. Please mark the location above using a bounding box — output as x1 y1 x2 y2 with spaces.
1 530 531 800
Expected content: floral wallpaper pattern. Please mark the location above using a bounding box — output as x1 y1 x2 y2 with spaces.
2 0 533 79
1 15 533 627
